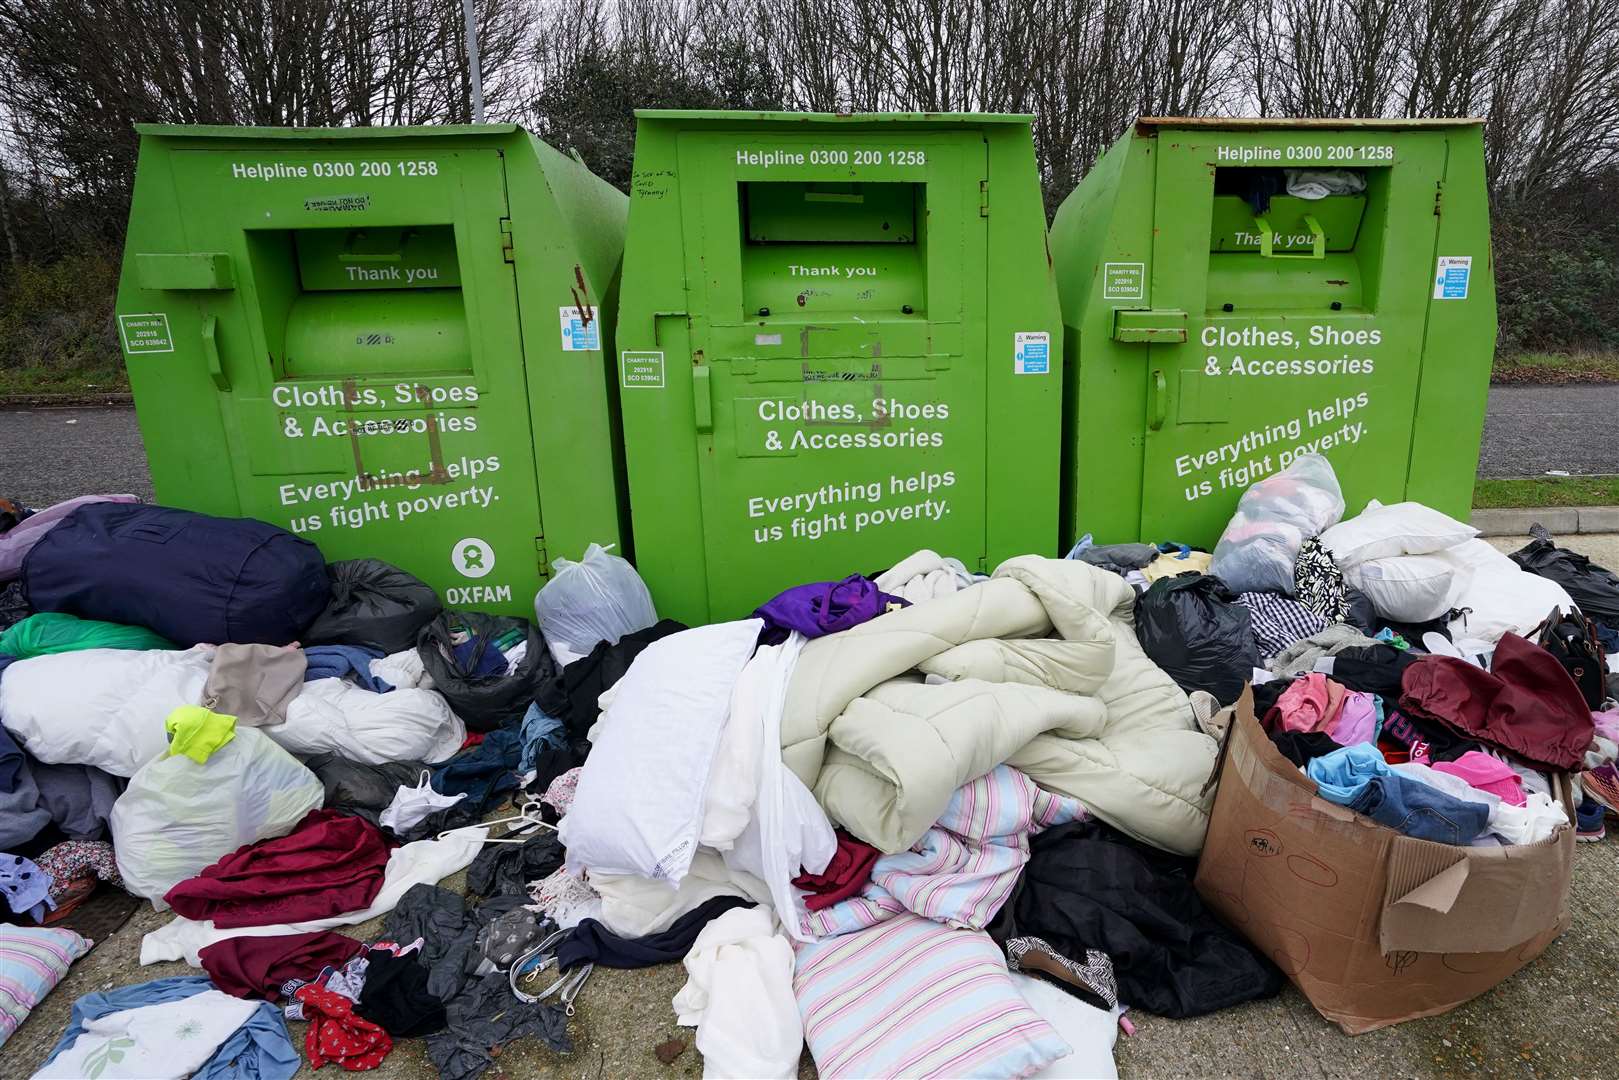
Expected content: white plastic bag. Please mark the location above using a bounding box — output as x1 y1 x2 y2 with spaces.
1210 454 1345 594
534 543 657 655
110 726 324 904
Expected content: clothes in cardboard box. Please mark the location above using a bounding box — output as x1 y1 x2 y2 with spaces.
1195 691 1575 1033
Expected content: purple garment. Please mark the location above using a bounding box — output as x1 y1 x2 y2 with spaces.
1325 691 1379 747
753 574 906 644
0 495 138 582
1594 708 1619 744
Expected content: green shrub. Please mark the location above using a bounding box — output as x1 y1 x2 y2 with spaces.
0 248 124 386
1493 173 1619 354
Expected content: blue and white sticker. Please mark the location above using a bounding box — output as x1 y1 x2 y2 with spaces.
1433 256 1472 300
1014 331 1050 375
559 305 601 350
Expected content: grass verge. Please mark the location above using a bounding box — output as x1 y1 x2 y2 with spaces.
1492 350 1619 384
1473 475 1619 509
0 366 129 398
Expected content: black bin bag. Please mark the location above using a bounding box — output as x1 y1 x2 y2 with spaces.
417 611 564 732
1134 573 1259 706
22 502 329 646
1511 537 1619 631
304 559 443 654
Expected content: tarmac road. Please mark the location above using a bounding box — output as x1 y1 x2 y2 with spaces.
3 383 1614 505
0 406 154 504
1478 383 1619 479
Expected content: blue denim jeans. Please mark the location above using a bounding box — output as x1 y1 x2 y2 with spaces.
1347 775 1490 845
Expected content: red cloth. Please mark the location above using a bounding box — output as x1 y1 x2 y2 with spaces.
164 809 392 928
199 930 365 1001
296 982 392 1071
1376 734 1411 765
1400 632 1595 770
792 830 880 911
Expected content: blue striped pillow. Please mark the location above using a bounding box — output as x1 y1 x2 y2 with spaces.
0 925 90 1048
795 912 1069 1079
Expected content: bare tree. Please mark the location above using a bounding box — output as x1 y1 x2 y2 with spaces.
1243 0 1404 117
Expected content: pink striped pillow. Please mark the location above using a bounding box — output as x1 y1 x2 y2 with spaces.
794 912 1068 1079
0 925 90 1048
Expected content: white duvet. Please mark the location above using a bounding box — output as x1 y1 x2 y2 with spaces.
0 647 212 776
1 646 466 775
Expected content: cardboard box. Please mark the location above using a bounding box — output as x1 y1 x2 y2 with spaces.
1193 690 1574 1034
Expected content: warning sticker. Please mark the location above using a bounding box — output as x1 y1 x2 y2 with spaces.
1103 262 1145 301
1433 256 1472 300
621 350 666 388
1014 332 1050 375
559 305 601 351
118 313 174 355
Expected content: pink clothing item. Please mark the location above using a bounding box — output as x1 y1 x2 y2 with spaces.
1269 672 1347 734
0 495 138 581
1326 691 1378 747
1594 708 1619 745
1434 751 1527 807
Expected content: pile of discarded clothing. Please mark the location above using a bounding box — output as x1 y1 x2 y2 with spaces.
1113 455 1617 848
534 549 1282 1077
0 498 578 1074
3 471 1616 1077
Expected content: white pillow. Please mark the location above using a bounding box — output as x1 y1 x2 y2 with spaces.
559 619 763 886
1013 972 1120 1080
1319 500 1477 567
1345 554 1460 622
1438 539 1575 643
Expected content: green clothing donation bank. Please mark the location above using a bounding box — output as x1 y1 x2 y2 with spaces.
115 125 628 615
1051 118 1496 550
615 111 1062 623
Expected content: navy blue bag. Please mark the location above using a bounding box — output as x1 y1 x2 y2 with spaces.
22 503 330 646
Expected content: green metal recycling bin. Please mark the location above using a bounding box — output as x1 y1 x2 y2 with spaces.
1050 118 1497 549
615 111 1063 623
116 124 628 615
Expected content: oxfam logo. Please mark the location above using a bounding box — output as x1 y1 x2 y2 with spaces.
452 538 495 579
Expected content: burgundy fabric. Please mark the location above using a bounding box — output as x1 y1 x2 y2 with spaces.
1399 632 1595 770
199 930 364 1001
792 829 880 911
164 809 392 928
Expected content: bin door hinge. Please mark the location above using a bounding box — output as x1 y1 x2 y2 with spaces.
979 180 990 217
500 218 515 263
535 534 550 579
1433 182 1443 217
